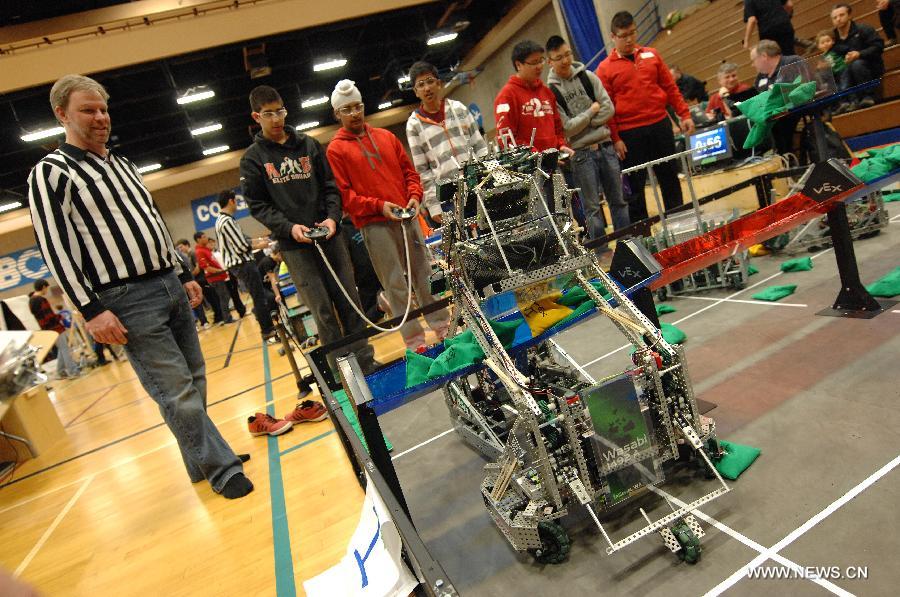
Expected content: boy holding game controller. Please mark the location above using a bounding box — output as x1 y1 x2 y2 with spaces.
326 79 450 350
240 85 379 374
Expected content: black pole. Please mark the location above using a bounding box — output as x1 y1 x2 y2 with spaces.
808 116 883 314
357 402 412 520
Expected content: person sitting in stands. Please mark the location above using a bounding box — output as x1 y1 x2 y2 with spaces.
830 3 885 113
706 62 753 120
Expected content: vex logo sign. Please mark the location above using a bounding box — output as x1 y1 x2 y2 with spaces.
801 161 860 203
191 187 250 230
0 247 49 291
812 182 843 195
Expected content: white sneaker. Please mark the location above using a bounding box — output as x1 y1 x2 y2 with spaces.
201 323 212 330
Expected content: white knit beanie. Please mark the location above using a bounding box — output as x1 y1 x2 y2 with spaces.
331 79 362 111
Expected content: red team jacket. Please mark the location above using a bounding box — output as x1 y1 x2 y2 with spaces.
595 46 690 140
493 75 566 151
326 124 424 229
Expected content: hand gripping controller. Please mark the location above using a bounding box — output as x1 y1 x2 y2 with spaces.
391 206 417 220
304 226 329 241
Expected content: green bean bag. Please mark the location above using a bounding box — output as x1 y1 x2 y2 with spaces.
752 284 797 301
661 322 687 344
714 440 761 480
780 257 813 272
865 267 900 297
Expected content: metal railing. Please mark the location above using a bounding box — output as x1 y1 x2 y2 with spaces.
635 0 663 47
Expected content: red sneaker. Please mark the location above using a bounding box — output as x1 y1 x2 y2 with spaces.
247 413 293 436
283 400 328 423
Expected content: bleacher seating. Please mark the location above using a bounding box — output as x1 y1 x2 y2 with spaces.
650 0 898 139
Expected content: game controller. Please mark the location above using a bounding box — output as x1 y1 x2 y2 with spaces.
304 226 329 240
391 206 417 220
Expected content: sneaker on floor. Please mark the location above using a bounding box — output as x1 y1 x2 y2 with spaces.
247 413 293 436
201 323 212 330
858 96 875 109
283 400 328 423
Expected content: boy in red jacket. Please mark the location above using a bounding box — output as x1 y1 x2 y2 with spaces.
596 11 694 223
326 80 449 350
494 40 574 155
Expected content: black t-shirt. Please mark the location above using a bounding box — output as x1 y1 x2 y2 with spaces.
744 0 792 34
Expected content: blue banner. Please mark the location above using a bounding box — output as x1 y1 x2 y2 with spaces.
560 0 607 70
0 246 50 292
190 186 251 231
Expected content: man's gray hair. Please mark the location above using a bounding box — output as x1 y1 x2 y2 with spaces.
49 74 109 118
718 62 739 76
755 39 782 58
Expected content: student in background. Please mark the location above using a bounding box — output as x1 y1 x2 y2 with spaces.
29 279 80 379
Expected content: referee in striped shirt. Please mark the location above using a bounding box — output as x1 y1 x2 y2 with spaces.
215 189 276 339
27 74 252 499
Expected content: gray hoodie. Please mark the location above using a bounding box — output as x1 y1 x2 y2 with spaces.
546 61 615 149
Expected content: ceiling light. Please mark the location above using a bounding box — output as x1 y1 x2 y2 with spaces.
21 126 65 142
301 96 329 109
137 163 162 173
296 121 319 131
427 31 458 46
313 58 347 72
0 201 23 214
176 89 215 105
190 123 223 136
378 101 392 110
397 74 411 86
202 145 229 156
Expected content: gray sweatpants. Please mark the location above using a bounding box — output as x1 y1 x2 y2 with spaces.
361 220 449 348
281 239 375 373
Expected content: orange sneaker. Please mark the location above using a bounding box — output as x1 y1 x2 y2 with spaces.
247 413 293 436
283 400 328 423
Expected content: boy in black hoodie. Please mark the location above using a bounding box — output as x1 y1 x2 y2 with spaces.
239 85 378 374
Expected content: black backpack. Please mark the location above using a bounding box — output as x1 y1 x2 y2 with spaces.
550 70 596 116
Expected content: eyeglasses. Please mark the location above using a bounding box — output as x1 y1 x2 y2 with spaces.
337 103 365 116
523 57 546 67
414 77 439 90
258 107 287 120
549 51 573 62
614 29 638 40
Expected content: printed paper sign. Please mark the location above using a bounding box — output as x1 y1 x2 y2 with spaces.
304 473 418 597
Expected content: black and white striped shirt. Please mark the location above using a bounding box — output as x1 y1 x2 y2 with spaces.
214 211 253 269
27 143 188 320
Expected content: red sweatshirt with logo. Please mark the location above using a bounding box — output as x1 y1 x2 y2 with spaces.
493 75 567 151
595 46 690 141
326 125 424 229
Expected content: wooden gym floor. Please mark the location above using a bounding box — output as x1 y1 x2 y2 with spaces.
0 312 420 595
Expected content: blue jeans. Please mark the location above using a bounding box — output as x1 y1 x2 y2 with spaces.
571 143 630 243
55 330 80 377
96 271 242 492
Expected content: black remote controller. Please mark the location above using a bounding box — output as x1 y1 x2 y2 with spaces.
391 207 417 220
304 226 329 240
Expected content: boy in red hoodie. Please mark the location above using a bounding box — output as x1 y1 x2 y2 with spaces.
326 80 449 350
494 40 573 155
